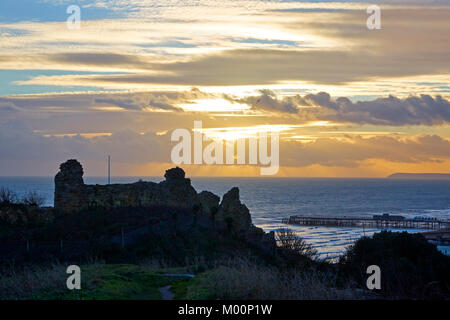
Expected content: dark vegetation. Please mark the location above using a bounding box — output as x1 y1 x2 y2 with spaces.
0 188 45 207
22 191 46 207
0 187 18 204
339 231 450 299
1 188 449 300
0 188 53 228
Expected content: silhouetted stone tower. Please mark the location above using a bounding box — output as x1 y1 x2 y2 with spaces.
54 159 86 212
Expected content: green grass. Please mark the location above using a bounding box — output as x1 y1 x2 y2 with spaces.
2 259 361 300
170 274 215 300
32 264 199 300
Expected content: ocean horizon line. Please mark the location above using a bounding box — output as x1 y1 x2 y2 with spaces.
1 175 449 180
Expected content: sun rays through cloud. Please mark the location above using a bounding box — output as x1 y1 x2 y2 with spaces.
0 0 449 176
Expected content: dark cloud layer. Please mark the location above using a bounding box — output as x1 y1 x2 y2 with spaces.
58 48 447 86
2 89 449 126
238 91 450 126
0 88 211 114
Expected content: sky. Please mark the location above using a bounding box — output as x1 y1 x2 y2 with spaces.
0 0 449 177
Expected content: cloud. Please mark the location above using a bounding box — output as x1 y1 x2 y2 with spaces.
93 93 191 112
0 88 213 115
238 91 450 126
51 53 155 69
232 90 299 114
2 82 450 127
2 88 449 127
333 95 450 126
1 1 449 177
1 7 449 89
0 120 173 175
16 44 448 87
1 120 449 175
0 100 20 111
94 98 143 111
281 134 450 167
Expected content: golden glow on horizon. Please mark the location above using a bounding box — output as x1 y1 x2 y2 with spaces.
178 99 251 113
193 122 336 141
124 159 450 178
196 124 291 141
92 106 127 112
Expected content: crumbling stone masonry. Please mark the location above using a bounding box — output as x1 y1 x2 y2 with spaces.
54 159 276 251
55 160 205 213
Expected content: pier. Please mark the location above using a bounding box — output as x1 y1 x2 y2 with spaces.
282 214 450 230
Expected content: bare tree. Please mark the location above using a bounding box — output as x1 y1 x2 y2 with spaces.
276 228 318 260
0 187 18 204
22 191 46 207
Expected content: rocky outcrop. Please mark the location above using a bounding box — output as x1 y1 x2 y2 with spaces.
246 226 277 254
214 187 276 253
160 167 199 208
198 191 220 217
216 187 251 232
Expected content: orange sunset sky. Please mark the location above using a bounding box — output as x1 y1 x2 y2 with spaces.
0 0 449 177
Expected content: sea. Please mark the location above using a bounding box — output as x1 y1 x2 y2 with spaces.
1 176 449 260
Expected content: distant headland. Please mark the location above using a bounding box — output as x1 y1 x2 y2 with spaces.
387 173 450 180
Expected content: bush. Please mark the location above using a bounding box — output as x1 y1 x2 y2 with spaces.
22 191 46 207
339 231 450 299
0 187 18 205
187 258 356 300
275 228 318 265
0 263 67 299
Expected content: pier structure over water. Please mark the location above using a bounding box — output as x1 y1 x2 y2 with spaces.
282 214 450 230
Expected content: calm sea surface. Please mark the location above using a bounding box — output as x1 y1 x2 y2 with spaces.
1 176 449 259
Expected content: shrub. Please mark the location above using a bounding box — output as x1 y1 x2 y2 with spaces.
339 231 450 299
187 258 356 300
275 228 318 264
22 191 46 207
0 263 67 299
0 187 18 205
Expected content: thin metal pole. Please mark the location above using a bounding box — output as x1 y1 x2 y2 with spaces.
108 155 110 184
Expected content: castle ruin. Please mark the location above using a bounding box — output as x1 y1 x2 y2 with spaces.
54 159 255 234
